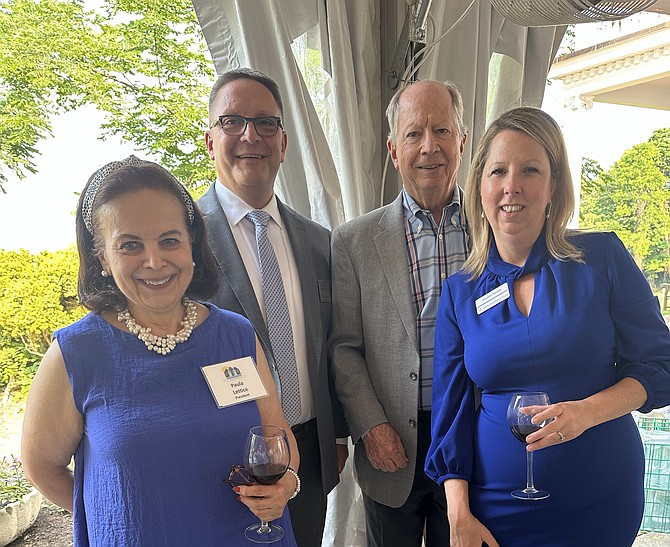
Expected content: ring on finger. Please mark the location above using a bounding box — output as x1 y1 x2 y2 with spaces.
556 430 565 441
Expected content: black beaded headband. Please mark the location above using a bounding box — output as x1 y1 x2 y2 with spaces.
81 155 195 235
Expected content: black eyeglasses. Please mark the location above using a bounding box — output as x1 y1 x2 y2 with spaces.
210 115 283 137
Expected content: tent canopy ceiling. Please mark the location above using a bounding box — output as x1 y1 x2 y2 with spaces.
648 0 670 13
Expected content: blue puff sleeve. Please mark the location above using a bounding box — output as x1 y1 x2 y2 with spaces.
424 273 476 485
605 232 670 412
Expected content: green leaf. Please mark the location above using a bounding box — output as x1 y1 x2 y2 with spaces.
0 0 216 191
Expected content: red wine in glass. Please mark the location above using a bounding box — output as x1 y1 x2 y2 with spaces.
248 463 289 485
510 423 543 444
507 392 550 500
243 425 290 543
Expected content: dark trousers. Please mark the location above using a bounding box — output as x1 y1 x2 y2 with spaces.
287 418 327 547
362 411 449 547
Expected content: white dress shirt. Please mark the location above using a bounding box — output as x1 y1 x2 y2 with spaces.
214 181 314 425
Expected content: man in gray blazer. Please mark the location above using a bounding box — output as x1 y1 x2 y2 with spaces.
199 68 348 547
329 80 469 547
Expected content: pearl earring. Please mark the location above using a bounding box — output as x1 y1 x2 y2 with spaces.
101 269 109 277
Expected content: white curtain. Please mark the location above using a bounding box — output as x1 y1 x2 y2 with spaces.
192 0 564 221
192 0 346 228
190 1 565 545
397 0 565 191
314 0 382 220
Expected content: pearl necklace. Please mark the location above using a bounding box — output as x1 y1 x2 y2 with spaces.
118 298 198 356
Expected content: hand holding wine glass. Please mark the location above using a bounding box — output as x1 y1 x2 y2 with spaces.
243 425 291 543
507 392 551 500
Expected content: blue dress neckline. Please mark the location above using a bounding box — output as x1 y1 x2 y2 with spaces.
487 225 550 280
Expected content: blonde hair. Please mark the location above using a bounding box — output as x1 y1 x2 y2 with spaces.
464 106 583 278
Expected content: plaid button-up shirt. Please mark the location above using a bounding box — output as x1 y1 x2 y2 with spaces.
403 187 469 411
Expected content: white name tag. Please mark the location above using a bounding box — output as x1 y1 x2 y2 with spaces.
201 356 268 408
475 282 510 315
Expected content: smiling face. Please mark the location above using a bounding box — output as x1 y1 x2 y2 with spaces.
387 81 466 211
481 130 555 262
97 188 194 325
205 78 287 209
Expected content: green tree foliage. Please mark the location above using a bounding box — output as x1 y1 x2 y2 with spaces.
0 0 216 191
649 128 670 181
580 157 603 193
580 139 670 281
0 247 85 395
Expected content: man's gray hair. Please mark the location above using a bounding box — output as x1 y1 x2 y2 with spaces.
386 80 467 142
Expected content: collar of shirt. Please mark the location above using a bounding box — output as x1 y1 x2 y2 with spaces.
401 186 464 233
213 179 315 423
214 179 285 231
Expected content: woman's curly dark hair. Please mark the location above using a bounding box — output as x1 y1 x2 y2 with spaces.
75 160 219 312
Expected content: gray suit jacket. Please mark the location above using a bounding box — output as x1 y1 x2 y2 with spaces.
329 192 422 508
198 184 347 495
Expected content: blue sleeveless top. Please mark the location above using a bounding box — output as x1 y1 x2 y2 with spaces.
56 304 297 547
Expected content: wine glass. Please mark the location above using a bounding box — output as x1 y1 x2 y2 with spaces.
507 391 551 500
243 425 291 543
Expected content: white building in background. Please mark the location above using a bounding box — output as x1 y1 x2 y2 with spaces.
542 11 670 225
550 18 670 113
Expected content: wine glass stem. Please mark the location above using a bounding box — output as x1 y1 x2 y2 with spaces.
258 521 272 534
525 449 536 491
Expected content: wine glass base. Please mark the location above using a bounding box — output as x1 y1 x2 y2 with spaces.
245 523 285 544
511 488 550 500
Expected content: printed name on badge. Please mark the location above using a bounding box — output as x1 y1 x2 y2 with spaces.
475 282 511 315
201 356 268 408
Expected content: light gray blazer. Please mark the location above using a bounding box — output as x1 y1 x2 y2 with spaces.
198 184 347 496
329 192 421 508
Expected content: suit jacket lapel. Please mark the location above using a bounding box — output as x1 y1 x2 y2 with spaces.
375 194 418 351
199 186 269 346
279 200 322 377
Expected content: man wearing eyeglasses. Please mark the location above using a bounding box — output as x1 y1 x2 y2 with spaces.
199 68 349 547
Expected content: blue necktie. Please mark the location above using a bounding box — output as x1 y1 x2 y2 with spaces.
246 210 302 425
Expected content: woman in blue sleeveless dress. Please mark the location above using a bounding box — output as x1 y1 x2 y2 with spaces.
425 107 670 547
21 157 299 546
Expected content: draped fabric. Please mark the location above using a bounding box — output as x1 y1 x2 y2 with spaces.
190 1 566 545
417 1 565 189
191 0 564 225
192 0 345 228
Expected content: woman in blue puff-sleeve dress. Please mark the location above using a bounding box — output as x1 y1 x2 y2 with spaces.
425 107 670 547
